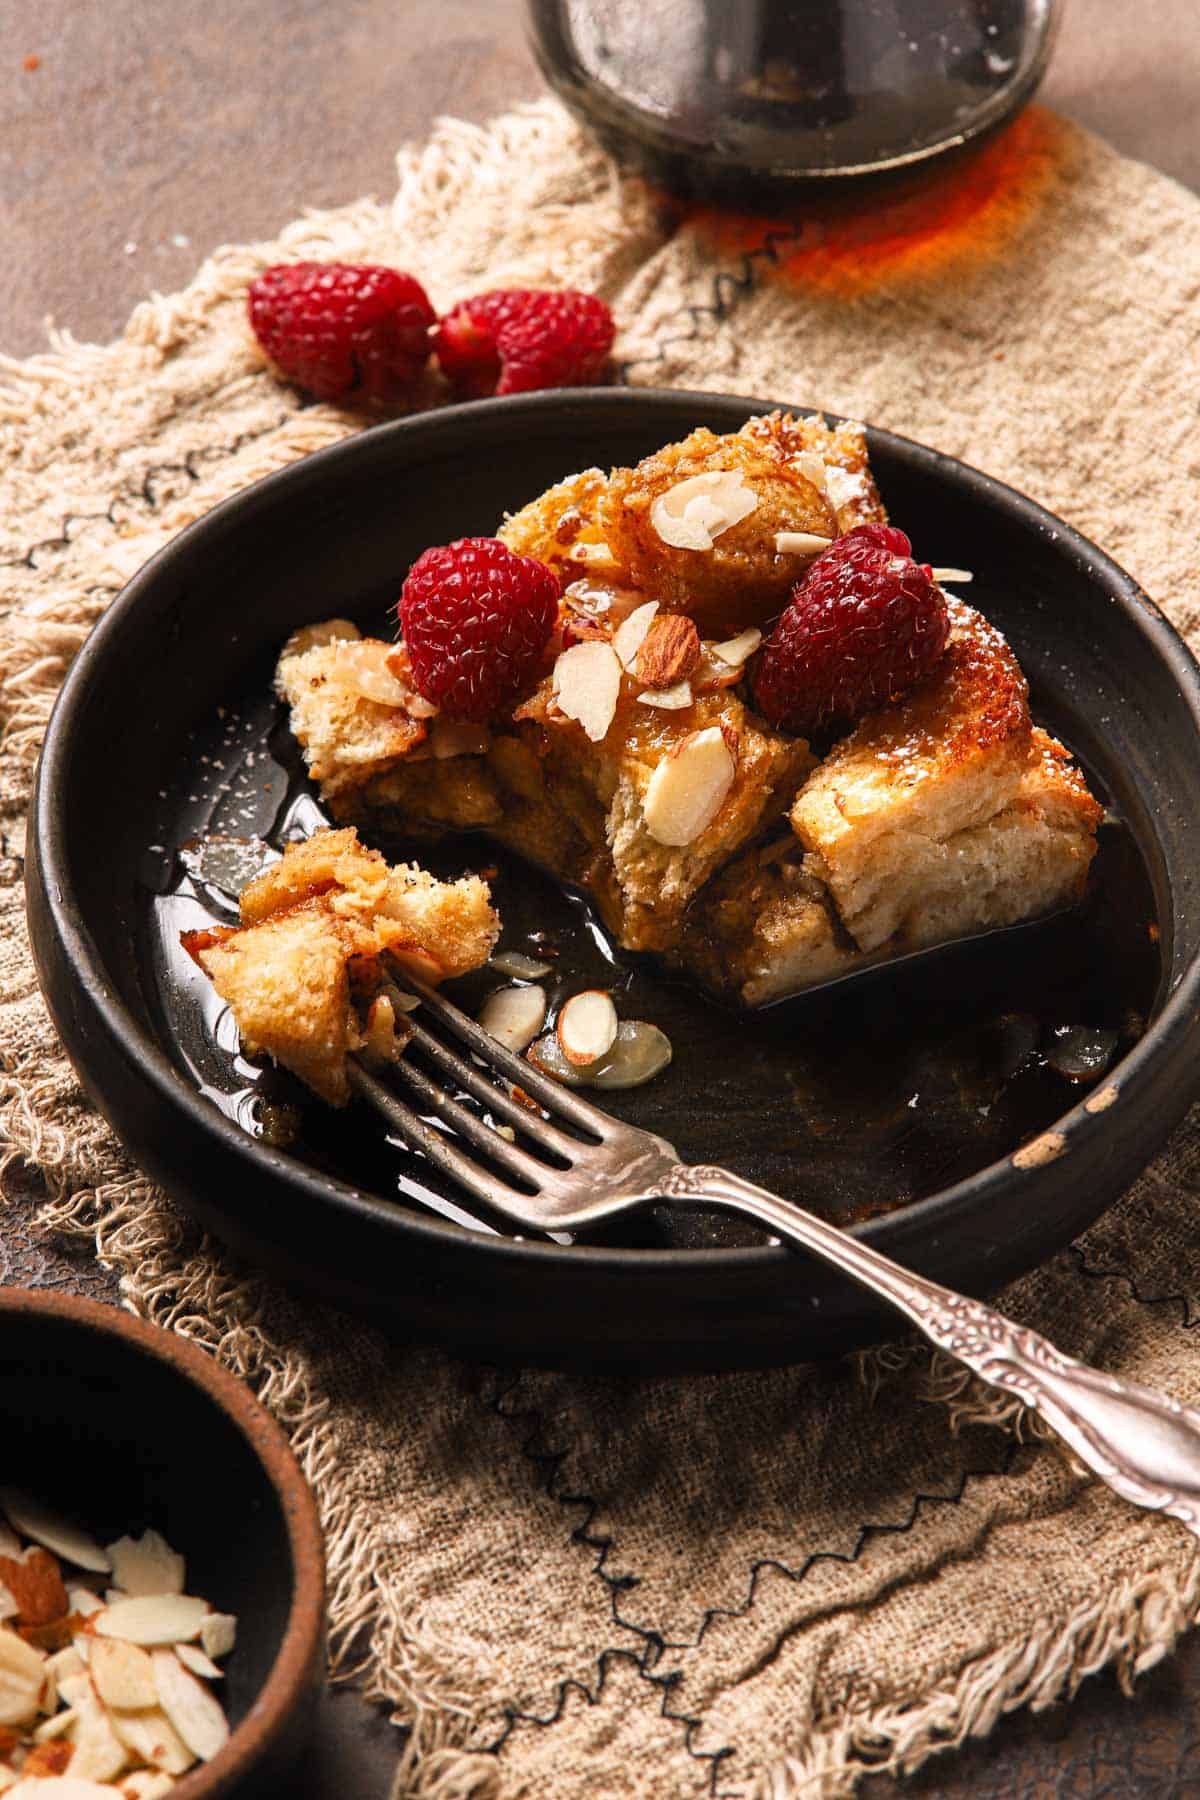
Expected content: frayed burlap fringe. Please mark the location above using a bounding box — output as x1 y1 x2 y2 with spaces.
0 96 667 1796
757 1549 1200 1800
4 95 1200 1800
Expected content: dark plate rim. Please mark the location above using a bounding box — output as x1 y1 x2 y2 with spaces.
30 386 1200 1279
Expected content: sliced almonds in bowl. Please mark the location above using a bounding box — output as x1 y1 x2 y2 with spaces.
0 1494 238 1794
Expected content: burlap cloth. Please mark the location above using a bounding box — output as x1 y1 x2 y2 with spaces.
2 97 1200 1799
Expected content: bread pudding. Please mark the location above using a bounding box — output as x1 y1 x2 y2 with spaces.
271 413 1101 1009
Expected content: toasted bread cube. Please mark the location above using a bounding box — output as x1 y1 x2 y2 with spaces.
187 827 499 1104
601 426 838 635
497 467 623 581
738 411 888 534
378 864 503 979
276 637 425 798
194 903 360 1106
895 729 1101 950
682 841 852 1005
239 827 391 925
514 679 812 951
789 601 1035 951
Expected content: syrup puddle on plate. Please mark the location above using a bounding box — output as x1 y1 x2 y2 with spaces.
138 683 1162 1252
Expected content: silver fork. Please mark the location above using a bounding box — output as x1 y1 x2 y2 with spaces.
350 976 1200 1540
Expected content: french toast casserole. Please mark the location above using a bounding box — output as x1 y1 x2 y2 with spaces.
268 413 1100 1015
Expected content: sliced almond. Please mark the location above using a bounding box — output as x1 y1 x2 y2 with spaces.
174 1644 222 1682
649 471 758 551
10 1782 129 1800
556 991 618 1068
638 682 693 710
362 993 405 1066
773 530 834 557
709 626 762 668
0 1494 110 1578
692 651 743 693
0 1550 68 1629
611 600 659 669
487 951 553 981
93 1597 207 1648
590 1021 673 1090
0 1527 20 1563
197 1615 236 1662
66 1590 102 1621
931 566 973 583
0 1626 48 1727
822 464 868 511
527 1034 587 1088
120 1772 178 1799
278 617 360 662
45 1647 85 1690
552 641 622 743
64 1683 128 1783
32 1705 77 1742
792 451 829 496
634 614 700 689
326 639 411 707
642 725 736 847
90 1640 156 1712
104 1535 184 1604
386 943 444 986
150 1649 229 1764
478 985 546 1056
106 1705 192 1777
56 1672 91 1709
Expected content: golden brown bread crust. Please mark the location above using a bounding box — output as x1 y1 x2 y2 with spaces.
600 426 838 635
738 411 889 533
789 600 1036 951
513 678 813 950
678 839 852 1005
497 467 623 583
187 828 499 1104
277 634 426 799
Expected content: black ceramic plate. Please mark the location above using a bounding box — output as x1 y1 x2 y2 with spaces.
26 390 1200 1369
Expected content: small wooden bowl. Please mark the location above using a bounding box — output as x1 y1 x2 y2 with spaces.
0 1286 325 1796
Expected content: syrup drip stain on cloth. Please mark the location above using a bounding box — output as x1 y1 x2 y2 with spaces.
677 107 1066 298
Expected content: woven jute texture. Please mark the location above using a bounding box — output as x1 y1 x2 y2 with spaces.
3 98 1200 1799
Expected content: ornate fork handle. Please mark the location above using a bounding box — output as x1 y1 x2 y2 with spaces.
655 1165 1200 1538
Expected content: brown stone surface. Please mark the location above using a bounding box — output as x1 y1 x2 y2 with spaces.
5 3 1200 1795
3 1 1199 358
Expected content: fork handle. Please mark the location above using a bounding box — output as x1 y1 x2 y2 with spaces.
655 1164 1200 1539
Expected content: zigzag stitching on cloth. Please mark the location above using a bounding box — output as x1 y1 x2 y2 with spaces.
0 412 299 574
1068 1242 1200 1329
617 224 810 385
483 1376 1018 1795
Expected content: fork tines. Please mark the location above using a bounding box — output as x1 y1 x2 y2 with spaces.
348 976 608 1210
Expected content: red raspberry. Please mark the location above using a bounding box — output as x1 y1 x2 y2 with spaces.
434 289 615 397
753 525 949 737
248 262 435 403
398 538 560 721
